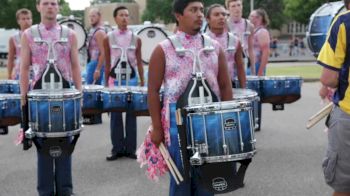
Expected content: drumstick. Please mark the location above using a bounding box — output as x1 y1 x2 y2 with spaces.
306 102 333 129
160 143 184 182
159 143 179 184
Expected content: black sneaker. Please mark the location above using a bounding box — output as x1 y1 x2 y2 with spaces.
106 152 124 161
125 152 137 159
0 127 9 135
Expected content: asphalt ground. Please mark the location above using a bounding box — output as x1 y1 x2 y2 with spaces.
0 82 333 196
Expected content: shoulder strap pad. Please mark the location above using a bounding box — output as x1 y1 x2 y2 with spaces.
168 35 186 56
227 32 237 51
130 33 137 49
108 31 118 49
31 25 42 43
60 25 69 43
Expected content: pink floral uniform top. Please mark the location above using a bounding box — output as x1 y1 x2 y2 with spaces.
107 28 137 86
253 26 269 64
160 31 222 140
24 23 74 87
12 31 22 79
87 26 104 61
206 30 240 80
227 18 249 54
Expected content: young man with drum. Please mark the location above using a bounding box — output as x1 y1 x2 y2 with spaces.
205 4 246 88
225 0 255 75
0 9 33 135
317 0 350 195
104 6 144 161
83 8 106 124
148 0 232 195
20 0 82 195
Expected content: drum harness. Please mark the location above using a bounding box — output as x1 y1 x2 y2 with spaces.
169 34 251 193
108 31 137 87
86 26 105 62
23 25 80 158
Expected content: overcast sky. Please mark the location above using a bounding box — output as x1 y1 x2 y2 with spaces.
66 0 90 10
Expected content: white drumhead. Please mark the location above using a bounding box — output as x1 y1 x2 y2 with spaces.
233 88 258 100
312 1 345 17
137 26 168 64
59 20 87 50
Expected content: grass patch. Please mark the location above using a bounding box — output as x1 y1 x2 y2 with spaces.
267 65 322 79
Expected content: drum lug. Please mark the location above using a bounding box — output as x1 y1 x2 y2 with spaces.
223 144 228 155
25 128 35 139
190 152 203 166
285 80 290 88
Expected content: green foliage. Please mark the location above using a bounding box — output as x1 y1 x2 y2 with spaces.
283 0 339 24
0 0 71 29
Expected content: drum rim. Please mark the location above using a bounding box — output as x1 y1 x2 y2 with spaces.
0 80 19 84
59 19 87 50
184 100 252 111
136 26 168 64
27 89 82 98
101 87 129 93
261 76 303 79
83 84 104 91
0 94 21 99
233 88 258 97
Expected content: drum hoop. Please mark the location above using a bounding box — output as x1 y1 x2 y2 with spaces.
32 128 82 138
101 87 129 93
59 19 87 50
27 89 82 98
0 94 21 99
137 26 168 64
0 80 19 84
201 151 256 164
83 85 104 92
184 100 252 112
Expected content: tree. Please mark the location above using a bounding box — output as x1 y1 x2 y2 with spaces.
283 0 339 24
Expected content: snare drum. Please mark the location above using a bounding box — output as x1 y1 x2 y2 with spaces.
233 88 259 130
101 87 129 112
234 76 262 95
261 76 303 104
82 85 103 115
136 26 169 64
0 94 21 126
0 80 20 94
27 89 82 138
129 86 148 115
183 100 256 165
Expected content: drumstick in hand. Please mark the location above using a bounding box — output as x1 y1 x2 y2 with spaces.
160 143 184 182
306 102 333 129
159 143 179 184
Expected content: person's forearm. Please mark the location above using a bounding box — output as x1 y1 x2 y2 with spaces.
258 50 269 76
7 62 14 79
148 90 162 131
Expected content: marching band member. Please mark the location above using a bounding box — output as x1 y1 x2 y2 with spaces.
104 6 144 161
0 9 33 135
225 0 256 75
146 0 232 195
205 3 246 88
248 8 270 77
20 0 82 195
83 8 106 124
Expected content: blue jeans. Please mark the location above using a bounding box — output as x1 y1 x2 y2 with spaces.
85 60 104 85
246 62 265 76
110 110 137 154
168 104 213 196
36 139 73 196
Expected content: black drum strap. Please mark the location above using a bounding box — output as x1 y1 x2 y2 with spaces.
194 159 251 194
87 27 104 62
32 135 80 158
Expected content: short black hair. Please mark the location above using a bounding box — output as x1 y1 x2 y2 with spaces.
113 6 128 18
173 0 203 15
344 0 350 10
206 4 224 19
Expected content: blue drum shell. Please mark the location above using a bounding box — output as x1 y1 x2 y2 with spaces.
101 88 128 112
29 98 81 133
0 94 21 126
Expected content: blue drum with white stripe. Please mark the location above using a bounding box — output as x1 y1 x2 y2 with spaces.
82 85 103 115
27 89 82 138
101 87 129 112
183 100 256 165
0 94 21 126
0 80 20 94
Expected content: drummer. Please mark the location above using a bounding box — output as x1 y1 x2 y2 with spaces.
83 8 106 124
147 0 232 194
20 0 82 195
0 9 33 135
205 4 246 88
103 6 145 161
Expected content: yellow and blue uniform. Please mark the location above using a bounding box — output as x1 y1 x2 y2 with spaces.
318 10 350 114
